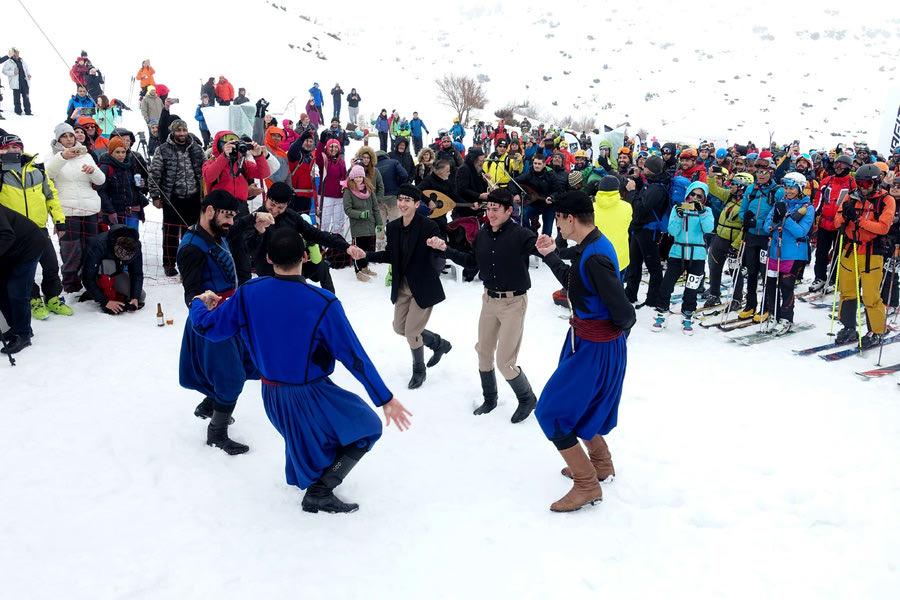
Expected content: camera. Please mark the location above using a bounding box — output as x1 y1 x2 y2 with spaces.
169 98 179 104
81 107 96 115
137 131 147 142
1 152 22 170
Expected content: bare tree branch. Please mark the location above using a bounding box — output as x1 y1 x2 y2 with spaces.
435 74 488 127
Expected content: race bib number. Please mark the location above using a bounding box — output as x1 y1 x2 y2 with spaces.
759 249 768 263
685 273 703 290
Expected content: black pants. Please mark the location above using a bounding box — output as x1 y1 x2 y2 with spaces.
764 260 806 322
624 228 663 306
658 257 705 312
742 233 769 310
707 235 743 301
201 129 211 149
291 194 313 216
1 254 41 337
13 88 31 115
353 235 376 272
31 228 63 301
303 261 334 293
813 227 839 283
332 103 341 120
163 193 202 270
882 268 899 308
378 132 388 152
228 202 252 284
412 136 423 154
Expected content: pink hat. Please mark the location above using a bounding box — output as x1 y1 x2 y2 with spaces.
348 165 365 179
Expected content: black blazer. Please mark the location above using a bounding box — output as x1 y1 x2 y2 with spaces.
367 212 445 308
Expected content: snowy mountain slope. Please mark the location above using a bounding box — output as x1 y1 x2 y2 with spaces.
2 2 900 599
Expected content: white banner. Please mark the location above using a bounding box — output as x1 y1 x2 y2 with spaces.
877 87 900 155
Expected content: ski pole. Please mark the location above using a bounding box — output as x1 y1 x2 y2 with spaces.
853 240 863 351
877 245 899 366
773 226 783 329
721 240 745 325
829 233 844 337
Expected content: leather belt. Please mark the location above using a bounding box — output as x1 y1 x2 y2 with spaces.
486 289 526 299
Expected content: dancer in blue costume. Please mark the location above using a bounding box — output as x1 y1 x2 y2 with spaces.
534 191 635 512
177 190 259 455
190 228 412 513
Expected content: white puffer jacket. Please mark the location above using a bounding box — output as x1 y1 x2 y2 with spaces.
45 142 105 217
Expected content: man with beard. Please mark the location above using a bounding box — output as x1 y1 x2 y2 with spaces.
810 154 856 291
150 119 206 277
286 130 318 215
426 188 540 424
177 190 260 455
456 148 489 220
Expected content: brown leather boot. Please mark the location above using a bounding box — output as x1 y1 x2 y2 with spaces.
560 435 615 481
550 444 603 512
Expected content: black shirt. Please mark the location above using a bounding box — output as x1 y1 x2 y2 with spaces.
444 219 538 292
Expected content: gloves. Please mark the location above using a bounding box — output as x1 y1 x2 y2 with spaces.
359 210 369 219
841 199 858 221
376 225 383 233
742 212 757 230
675 205 685 218
771 202 787 224
691 200 703 213
791 206 807 223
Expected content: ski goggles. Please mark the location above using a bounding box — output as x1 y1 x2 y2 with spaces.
219 133 240 143
856 179 877 190
755 167 773 173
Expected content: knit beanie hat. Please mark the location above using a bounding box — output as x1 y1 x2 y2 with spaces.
348 164 365 179
107 136 127 154
54 123 76 140
169 119 188 131
567 170 583 187
645 155 665 175
598 175 620 192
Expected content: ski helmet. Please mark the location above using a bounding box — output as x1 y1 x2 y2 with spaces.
855 163 881 183
716 148 727 159
732 172 754 188
835 155 854 168
574 150 588 159
782 172 807 191
747 152 759 160
679 147 698 160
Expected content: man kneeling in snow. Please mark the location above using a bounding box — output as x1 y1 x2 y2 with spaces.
81 225 145 314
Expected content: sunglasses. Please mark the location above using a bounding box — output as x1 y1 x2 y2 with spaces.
756 168 773 173
857 180 877 189
688 192 705 199
662 149 672 154
733 161 745 166
84 125 96 129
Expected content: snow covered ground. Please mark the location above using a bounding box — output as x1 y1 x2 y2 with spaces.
3 1 900 598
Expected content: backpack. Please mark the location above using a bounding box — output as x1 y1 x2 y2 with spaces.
646 175 690 233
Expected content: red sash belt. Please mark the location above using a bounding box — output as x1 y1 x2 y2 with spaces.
569 316 622 342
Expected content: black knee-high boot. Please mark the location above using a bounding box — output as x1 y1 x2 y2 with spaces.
421 329 452 367
474 370 498 415
302 444 367 514
207 406 248 455
408 346 426 389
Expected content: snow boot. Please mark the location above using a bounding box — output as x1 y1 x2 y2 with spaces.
31 298 49 320
738 305 757 320
355 270 371 282
561 434 615 482
703 295 721 309
301 449 362 514
422 329 452 367
46 296 73 316
752 311 770 323
835 326 857 344
550 444 603 512
408 346 426 389
474 370 498 415
508 368 537 424
194 396 233 423
860 331 885 349
206 410 249 455
682 311 694 336
808 279 825 292
651 309 667 331
1 333 31 355
771 319 793 336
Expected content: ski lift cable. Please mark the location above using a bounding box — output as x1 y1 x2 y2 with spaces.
15 0 72 73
